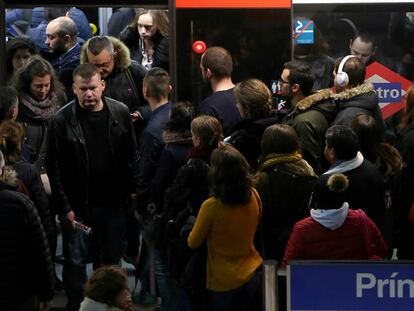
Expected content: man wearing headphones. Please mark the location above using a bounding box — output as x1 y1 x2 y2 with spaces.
332 55 383 128
281 60 337 174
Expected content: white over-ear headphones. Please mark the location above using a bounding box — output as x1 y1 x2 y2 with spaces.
335 55 357 88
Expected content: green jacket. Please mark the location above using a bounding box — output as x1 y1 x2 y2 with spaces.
283 89 337 173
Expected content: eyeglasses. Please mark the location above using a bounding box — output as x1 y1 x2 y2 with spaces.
93 56 113 68
278 77 294 85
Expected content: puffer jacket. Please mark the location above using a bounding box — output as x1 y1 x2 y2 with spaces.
283 88 337 173
13 161 55 245
0 167 54 309
332 83 383 128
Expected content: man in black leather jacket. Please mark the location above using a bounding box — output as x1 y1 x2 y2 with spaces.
46 63 139 311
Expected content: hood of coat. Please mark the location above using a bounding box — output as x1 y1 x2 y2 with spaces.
162 129 192 144
310 202 349 230
80 36 132 72
333 83 378 111
296 88 334 111
0 166 18 188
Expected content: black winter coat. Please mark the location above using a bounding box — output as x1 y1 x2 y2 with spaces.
119 26 169 71
227 116 280 169
46 97 139 217
333 83 383 128
254 161 317 261
13 160 55 246
0 176 54 309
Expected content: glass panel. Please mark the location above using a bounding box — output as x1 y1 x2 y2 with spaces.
175 9 291 106
292 3 414 119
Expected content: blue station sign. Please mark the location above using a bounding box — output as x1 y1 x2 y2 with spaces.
287 261 414 311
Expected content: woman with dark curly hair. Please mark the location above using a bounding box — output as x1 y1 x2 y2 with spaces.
80 266 132 311
119 9 169 71
12 55 66 170
227 78 279 169
188 144 262 311
6 36 38 82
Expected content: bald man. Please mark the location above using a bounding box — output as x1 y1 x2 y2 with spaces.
46 16 80 100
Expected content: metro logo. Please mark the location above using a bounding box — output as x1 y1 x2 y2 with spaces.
373 83 402 103
366 62 412 119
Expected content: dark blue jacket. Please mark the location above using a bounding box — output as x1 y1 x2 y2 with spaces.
50 43 81 101
136 102 172 212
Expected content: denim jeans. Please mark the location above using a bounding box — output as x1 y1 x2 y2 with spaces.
62 207 126 311
154 249 179 311
209 269 262 311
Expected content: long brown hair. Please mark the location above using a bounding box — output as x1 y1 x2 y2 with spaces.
133 9 169 38
191 116 223 149
399 86 414 130
0 120 25 165
12 55 64 101
210 144 252 205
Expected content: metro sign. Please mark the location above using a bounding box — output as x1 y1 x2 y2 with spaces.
365 62 411 119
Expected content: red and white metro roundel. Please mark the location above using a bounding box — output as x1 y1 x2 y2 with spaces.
365 62 412 119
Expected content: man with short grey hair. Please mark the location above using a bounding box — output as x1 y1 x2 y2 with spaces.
81 35 148 126
46 16 80 100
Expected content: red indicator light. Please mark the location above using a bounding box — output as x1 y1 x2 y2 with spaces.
192 40 206 54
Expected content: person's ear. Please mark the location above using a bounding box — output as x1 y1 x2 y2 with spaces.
206 68 212 79
113 50 119 60
101 79 106 91
291 83 300 93
167 84 172 94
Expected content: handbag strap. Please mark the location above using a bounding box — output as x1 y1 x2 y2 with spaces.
125 67 139 105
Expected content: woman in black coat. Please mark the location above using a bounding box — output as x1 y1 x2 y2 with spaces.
0 120 55 250
12 55 66 171
254 124 317 262
119 9 169 71
227 79 279 169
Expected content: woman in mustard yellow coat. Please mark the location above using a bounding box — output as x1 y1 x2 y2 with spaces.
188 144 262 311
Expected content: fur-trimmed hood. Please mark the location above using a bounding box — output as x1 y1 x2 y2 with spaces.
333 83 374 102
0 167 17 187
162 129 192 144
331 83 381 127
296 88 334 111
80 36 132 71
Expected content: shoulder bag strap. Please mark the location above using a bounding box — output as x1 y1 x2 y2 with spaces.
125 67 139 105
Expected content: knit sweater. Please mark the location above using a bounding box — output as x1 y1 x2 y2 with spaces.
188 188 262 291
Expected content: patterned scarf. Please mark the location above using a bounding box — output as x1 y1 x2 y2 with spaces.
258 151 303 171
20 92 59 120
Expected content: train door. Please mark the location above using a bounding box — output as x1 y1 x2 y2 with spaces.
173 0 292 106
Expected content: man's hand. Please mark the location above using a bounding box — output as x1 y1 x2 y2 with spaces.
60 210 75 230
130 111 142 122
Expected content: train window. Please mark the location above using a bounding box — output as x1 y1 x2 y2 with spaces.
175 8 291 106
292 1 414 119
292 2 414 82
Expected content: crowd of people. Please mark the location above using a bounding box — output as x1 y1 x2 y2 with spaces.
1 6 414 311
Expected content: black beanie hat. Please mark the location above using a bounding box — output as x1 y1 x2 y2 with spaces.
311 173 349 210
